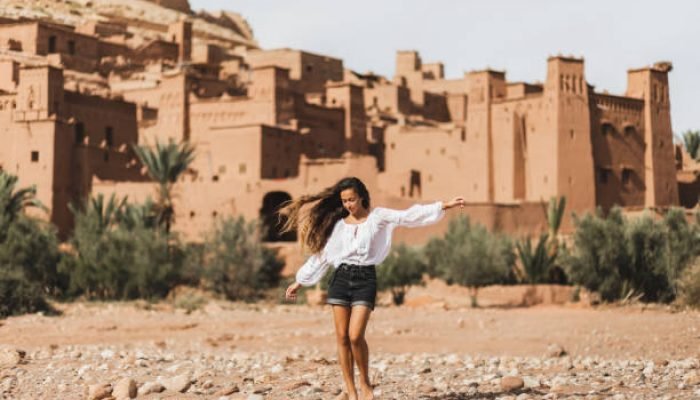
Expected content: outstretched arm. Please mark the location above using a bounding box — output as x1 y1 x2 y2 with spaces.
375 196 464 228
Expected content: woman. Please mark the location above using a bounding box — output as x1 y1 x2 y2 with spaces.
281 177 465 400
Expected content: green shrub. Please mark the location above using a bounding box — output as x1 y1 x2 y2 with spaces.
516 233 556 284
59 196 184 300
377 244 426 305
0 214 64 296
425 216 515 307
201 216 284 301
564 207 700 303
663 208 700 296
678 259 700 308
564 208 630 301
0 268 52 317
0 171 63 304
624 215 669 302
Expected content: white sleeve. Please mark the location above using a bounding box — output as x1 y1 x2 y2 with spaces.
295 251 331 287
374 201 445 228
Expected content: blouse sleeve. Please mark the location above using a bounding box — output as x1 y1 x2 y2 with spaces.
374 201 445 228
295 222 341 286
295 251 331 287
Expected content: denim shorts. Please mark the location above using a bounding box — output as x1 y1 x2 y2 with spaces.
327 264 377 310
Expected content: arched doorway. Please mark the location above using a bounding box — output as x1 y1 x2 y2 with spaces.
260 191 296 242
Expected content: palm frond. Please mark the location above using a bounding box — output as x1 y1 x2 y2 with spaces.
682 130 700 160
0 171 47 219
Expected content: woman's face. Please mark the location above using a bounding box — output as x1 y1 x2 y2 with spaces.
340 188 363 215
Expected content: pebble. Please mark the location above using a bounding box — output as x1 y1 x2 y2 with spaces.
140 381 165 395
501 376 524 392
112 378 136 399
0 348 25 368
0 334 695 399
546 344 567 358
87 383 112 400
215 384 240 395
162 374 192 393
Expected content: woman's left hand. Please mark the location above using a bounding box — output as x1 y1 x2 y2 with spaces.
285 282 302 302
443 196 466 210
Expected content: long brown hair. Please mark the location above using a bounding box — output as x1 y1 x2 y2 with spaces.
279 177 370 254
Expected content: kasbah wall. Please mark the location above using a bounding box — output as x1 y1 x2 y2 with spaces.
1 0 699 273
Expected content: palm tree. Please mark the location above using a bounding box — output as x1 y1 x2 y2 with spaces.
0 171 46 222
69 193 127 233
132 140 195 233
117 197 158 230
529 196 567 283
682 130 700 160
516 233 556 284
545 196 566 239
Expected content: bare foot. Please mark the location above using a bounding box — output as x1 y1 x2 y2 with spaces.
335 391 357 400
360 385 374 400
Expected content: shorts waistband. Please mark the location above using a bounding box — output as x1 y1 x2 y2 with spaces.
338 263 375 270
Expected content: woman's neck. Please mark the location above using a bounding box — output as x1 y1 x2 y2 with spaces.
347 208 369 222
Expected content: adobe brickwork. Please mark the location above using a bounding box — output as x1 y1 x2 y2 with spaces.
0 1 693 249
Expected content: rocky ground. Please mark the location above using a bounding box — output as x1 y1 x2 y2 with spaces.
0 298 699 399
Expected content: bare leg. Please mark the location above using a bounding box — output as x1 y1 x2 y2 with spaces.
349 305 374 400
332 305 357 400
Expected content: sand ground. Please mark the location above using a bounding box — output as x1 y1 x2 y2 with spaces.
0 289 699 399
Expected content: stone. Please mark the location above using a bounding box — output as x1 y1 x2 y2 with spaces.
100 349 115 359
87 383 112 400
113 378 136 399
162 374 192 393
215 384 240 395
247 395 264 400
253 384 271 394
140 382 165 395
654 359 669 367
684 371 700 386
270 363 283 374
282 380 310 391
501 376 524 392
546 344 567 358
418 384 436 393
0 348 25 368
522 376 540 388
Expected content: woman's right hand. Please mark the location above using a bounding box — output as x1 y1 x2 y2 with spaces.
443 196 466 210
285 282 302 302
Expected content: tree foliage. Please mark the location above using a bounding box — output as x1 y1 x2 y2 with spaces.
0 172 46 221
377 244 426 305
564 207 700 302
132 140 195 232
682 130 700 160
0 171 61 315
59 195 183 300
425 216 515 306
200 216 284 301
516 233 557 284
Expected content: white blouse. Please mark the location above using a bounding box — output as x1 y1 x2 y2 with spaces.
295 201 445 286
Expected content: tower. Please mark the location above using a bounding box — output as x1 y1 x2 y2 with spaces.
168 19 192 63
464 69 505 202
541 56 595 213
326 83 368 154
626 62 678 207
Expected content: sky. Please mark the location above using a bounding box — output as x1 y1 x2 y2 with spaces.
190 0 699 135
